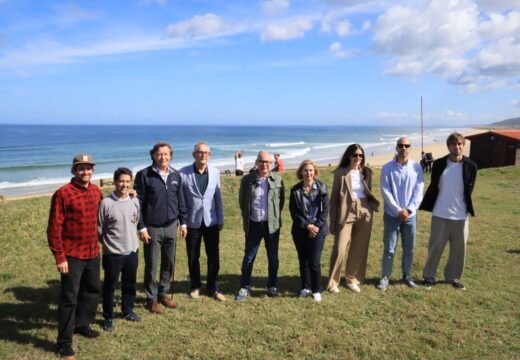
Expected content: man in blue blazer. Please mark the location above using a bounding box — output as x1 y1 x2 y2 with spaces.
180 142 226 301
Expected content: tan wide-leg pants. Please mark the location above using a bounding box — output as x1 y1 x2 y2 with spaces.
328 198 373 288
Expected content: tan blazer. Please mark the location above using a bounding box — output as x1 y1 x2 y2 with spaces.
329 167 380 232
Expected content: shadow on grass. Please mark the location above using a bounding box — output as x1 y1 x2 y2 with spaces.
0 280 60 353
506 249 520 254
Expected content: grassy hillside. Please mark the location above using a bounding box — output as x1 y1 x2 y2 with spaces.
0 166 519 359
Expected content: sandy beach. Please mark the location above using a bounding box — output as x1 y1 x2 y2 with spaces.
1 128 483 202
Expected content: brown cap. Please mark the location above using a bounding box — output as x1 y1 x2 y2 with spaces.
72 153 95 170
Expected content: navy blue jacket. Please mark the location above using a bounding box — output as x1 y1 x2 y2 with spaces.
419 155 477 216
289 179 330 237
134 165 187 229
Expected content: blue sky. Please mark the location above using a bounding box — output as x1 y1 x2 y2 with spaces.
0 0 519 126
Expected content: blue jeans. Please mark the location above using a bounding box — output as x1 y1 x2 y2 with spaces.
382 213 416 278
102 251 139 319
240 221 279 288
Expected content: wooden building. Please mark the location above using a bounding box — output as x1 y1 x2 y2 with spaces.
466 130 520 169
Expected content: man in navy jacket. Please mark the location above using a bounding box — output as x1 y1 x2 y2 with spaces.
134 142 187 314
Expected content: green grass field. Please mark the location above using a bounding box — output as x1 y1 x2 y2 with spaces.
0 166 519 359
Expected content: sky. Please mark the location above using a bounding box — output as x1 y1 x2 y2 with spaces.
0 0 519 126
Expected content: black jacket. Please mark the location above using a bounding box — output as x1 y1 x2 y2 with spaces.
419 155 477 216
134 165 187 229
289 179 330 237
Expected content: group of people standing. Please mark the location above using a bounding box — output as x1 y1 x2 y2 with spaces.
47 133 477 360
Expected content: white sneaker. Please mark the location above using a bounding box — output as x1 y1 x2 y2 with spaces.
346 283 361 293
328 286 340 294
299 289 311 298
312 292 322 302
190 288 201 299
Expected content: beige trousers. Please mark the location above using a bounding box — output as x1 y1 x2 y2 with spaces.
328 198 373 288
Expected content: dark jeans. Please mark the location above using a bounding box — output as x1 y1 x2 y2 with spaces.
186 224 220 292
144 221 177 301
240 221 279 289
57 256 100 348
292 229 325 293
102 251 138 319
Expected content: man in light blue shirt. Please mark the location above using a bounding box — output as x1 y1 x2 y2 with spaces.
377 137 424 290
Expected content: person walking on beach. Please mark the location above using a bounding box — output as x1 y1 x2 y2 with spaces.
47 154 103 360
98 168 142 332
236 151 285 301
420 132 477 290
289 160 330 302
377 137 424 291
134 142 187 314
235 150 245 176
273 153 284 173
327 144 380 294
180 142 226 301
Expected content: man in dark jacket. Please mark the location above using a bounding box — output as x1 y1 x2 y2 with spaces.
134 142 187 314
419 132 477 290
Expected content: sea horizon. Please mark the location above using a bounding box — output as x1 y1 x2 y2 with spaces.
0 124 469 197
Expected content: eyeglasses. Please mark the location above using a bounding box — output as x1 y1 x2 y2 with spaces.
351 153 363 158
195 151 210 156
397 144 411 148
257 160 271 164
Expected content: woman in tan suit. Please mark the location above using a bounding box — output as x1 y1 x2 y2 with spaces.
327 144 380 293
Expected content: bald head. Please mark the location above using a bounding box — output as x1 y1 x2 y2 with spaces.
256 151 272 177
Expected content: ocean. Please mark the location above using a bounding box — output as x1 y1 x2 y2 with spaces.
0 124 458 197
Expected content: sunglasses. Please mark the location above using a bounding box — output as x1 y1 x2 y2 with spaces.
397 144 411 148
351 153 364 158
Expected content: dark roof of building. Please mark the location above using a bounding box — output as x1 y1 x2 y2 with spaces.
466 130 520 142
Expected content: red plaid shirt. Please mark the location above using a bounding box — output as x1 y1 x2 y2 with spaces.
47 179 103 265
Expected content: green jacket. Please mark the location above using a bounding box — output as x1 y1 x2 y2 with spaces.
239 171 285 234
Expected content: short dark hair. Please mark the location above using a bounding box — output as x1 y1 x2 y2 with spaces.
113 167 133 182
149 142 173 162
446 132 465 145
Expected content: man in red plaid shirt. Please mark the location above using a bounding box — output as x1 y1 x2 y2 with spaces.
47 154 103 360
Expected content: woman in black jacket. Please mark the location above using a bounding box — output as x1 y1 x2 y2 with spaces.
289 160 330 302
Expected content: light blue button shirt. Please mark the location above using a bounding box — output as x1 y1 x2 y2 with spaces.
250 176 269 222
380 158 424 218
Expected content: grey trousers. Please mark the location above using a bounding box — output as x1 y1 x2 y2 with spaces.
144 221 177 301
422 216 469 282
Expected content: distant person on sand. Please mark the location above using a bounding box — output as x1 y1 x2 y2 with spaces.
98 167 142 333
47 153 103 359
419 132 477 290
235 150 245 176
327 144 380 294
272 152 284 172
289 160 330 302
134 142 187 314
236 151 285 301
377 137 424 291
180 142 226 302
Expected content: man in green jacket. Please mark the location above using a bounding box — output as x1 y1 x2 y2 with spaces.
236 151 285 301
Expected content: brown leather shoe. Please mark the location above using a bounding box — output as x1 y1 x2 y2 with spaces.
159 296 178 308
149 301 164 314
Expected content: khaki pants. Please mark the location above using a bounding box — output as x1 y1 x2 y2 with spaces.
328 198 373 288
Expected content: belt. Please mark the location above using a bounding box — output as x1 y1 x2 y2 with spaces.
250 220 268 225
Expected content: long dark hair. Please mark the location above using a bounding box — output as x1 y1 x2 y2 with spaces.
336 144 368 178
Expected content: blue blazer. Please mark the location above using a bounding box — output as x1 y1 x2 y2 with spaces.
180 164 224 228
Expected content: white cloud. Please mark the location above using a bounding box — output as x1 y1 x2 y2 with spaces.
262 0 290 15
166 14 231 39
335 19 352 37
480 11 520 40
511 99 520 107
477 0 520 12
465 80 509 93
261 19 313 41
329 41 358 58
373 0 520 91
361 20 371 32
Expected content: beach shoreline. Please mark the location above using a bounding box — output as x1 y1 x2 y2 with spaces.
2 128 479 202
